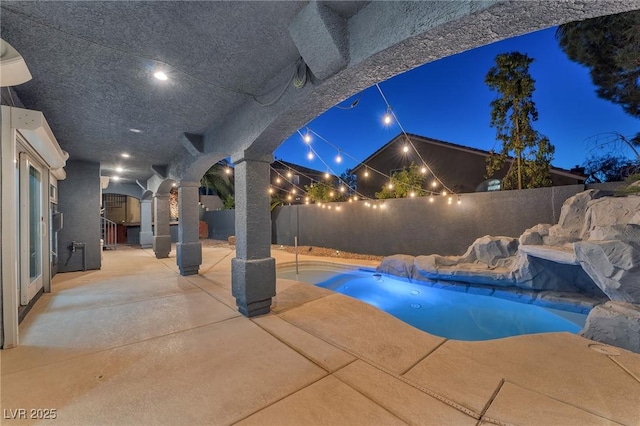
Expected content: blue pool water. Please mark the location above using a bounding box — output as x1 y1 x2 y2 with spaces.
278 267 586 341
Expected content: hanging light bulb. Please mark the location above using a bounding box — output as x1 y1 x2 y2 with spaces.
324 172 330 179
353 196 358 201
421 167 427 174
287 171 292 178
429 196 435 203
383 107 393 125
380 203 386 209
431 180 437 187
363 169 369 178
304 129 312 143
287 195 292 201
372 204 378 209
276 177 281 184
268 188 274 194
403 145 409 153
340 186 345 193
291 188 296 194
225 168 232 175
305 197 309 202
305 201 310 205
410 191 415 198
442 190 447 196
335 151 342 164
388 183 394 190
348 198 353 203
457 196 462 205
328 205 332 210
329 191 334 197
448 196 453 205
307 151 314 160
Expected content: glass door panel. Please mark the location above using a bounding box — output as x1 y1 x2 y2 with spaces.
20 153 44 305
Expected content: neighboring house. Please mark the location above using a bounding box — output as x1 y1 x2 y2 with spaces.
351 133 586 198
270 160 336 204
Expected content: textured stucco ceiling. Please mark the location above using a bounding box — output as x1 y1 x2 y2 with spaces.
1 1 325 180
2 1 638 185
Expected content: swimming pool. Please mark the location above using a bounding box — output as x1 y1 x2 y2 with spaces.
278 265 587 341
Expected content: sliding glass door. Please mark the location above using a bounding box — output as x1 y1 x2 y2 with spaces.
19 152 44 305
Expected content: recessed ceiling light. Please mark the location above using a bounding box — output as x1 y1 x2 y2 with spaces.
154 71 168 81
129 128 142 133
112 176 121 181
121 153 130 158
115 167 124 173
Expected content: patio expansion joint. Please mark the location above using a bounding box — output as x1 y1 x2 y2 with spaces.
608 355 640 384
251 315 357 374
3 314 242 378
198 250 234 274
493 378 628 425
228 372 332 425
274 313 482 420
398 338 448 376
38 290 206 316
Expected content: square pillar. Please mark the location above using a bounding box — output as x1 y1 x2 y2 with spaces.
139 199 153 248
230 151 275 317
176 181 202 276
153 193 171 259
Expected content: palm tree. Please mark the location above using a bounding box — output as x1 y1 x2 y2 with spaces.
200 160 235 207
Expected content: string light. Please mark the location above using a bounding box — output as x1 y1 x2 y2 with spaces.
431 180 438 187
268 188 274 194
442 190 447 196
276 177 281 184
364 169 369 178
335 150 342 164
304 129 312 143
287 195 293 201
383 107 393 125
286 171 292 178
329 191 334 197
372 204 378 209
403 145 409 153
448 196 452 205
291 188 296 194
429 196 434 203
225 167 232 175
410 191 415 197
388 183 394 190
421 167 427 174
324 172 330 179
307 150 314 160
348 198 353 202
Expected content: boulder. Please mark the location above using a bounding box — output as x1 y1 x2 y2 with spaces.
511 251 604 295
580 301 640 354
574 240 640 303
377 254 415 278
458 235 519 267
580 195 640 241
548 190 609 240
518 224 551 246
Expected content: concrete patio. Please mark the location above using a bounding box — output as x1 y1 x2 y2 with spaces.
2 244 639 425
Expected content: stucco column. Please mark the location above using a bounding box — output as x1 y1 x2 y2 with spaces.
176 181 202 276
139 199 153 248
153 193 171 258
230 151 275 317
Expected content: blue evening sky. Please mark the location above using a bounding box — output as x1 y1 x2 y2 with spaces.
274 26 639 176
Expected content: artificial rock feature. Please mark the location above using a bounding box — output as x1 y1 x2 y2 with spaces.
580 301 640 354
378 191 640 353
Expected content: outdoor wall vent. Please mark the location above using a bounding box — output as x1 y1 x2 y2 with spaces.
0 38 32 87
